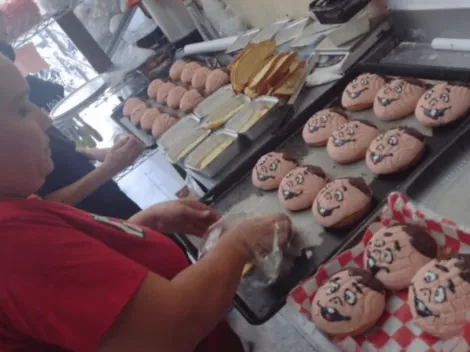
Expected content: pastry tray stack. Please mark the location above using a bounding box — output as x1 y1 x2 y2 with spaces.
176 62 470 325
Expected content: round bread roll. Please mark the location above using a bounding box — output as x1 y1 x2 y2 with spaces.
278 165 327 211
252 152 298 191
180 62 202 84
415 82 470 127
205 69 230 95
167 86 187 109
327 120 379 164
192 67 212 90
123 97 145 116
365 225 438 291
130 105 147 125
409 254 470 339
157 82 176 104
180 89 204 113
312 177 372 228
341 73 386 111
374 78 427 121
311 268 386 338
147 79 165 99
366 127 425 175
169 60 187 81
140 108 161 131
302 108 348 147
152 113 178 139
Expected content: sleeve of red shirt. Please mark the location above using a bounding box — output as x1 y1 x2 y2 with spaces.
0 213 148 352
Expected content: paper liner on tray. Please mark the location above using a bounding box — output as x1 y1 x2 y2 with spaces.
286 192 470 352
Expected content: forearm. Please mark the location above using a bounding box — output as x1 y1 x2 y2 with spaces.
170 232 247 349
43 164 116 205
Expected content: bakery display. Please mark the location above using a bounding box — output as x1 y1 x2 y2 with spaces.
123 97 145 116
366 127 426 175
191 67 212 91
130 104 147 125
147 79 164 99
374 78 427 121
341 73 386 111
252 152 298 191
167 86 187 109
312 177 372 228
181 62 202 84
140 107 161 131
327 120 379 164
408 254 470 339
365 225 438 291
151 113 178 139
302 108 349 147
157 82 176 104
206 69 230 95
180 89 204 113
169 60 187 81
415 82 470 127
278 165 327 211
311 268 386 338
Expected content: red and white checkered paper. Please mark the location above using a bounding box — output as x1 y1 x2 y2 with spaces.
286 192 470 352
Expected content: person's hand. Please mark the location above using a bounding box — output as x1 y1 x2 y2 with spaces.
130 200 220 236
102 136 145 174
228 213 292 259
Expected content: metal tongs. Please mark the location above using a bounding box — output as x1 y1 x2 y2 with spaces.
269 52 320 133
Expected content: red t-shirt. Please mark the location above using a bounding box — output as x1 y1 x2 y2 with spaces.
0 199 243 352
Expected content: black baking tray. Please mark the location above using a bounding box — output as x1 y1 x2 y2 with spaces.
173 59 470 324
309 0 370 25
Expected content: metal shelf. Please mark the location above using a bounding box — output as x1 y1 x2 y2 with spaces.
11 0 85 48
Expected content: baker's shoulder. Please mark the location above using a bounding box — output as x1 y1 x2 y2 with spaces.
0 198 64 226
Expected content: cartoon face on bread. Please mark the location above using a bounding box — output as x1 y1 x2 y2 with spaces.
409 255 470 339
252 152 298 191
365 225 438 290
374 79 427 121
366 127 425 174
311 268 386 337
415 82 470 127
342 73 386 111
302 108 349 147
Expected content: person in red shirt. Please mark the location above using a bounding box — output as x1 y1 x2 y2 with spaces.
0 53 292 352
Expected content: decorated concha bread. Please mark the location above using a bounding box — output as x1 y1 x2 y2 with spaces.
415 82 470 127
374 78 427 121
302 108 349 147
252 152 298 191
342 73 386 111
311 268 386 338
365 225 438 290
409 254 470 339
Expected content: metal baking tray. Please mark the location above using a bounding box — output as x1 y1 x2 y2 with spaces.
405 123 470 226
274 17 310 46
166 128 211 164
158 114 201 152
225 96 279 141
194 84 236 119
178 65 470 325
251 18 291 44
185 130 240 178
226 28 261 54
201 95 250 130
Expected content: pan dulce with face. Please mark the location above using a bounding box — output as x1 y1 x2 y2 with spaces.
408 255 470 339
366 127 425 175
278 165 327 211
341 73 386 111
252 152 298 191
365 225 438 291
415 82 470 127
302 108 348 147
311 268 386 337
374 79 427 121
326 120 379 164
312 177 372 228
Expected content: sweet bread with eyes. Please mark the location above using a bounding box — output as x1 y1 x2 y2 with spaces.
342 73 386 111
252 152 298 191
302 108 348 147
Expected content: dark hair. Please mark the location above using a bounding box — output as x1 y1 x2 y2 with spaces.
398 127 426 142
347 267 385 294
455 254 470 283
403 225 438 258
304 165 326 179
0 42 15 62
347 177 372 197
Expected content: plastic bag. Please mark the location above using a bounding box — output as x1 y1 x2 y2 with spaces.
199 212 287 285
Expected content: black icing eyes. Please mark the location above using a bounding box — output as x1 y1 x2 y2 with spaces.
434 286 446 303
388 136 398 146
296 174 304 185
334 190 344 201
320 115 328 123
440 93 450 103
384 249 393 264
424 91 433 100
424 271 438 283
347 127 355 136
360 78 369 85
269 162 278 171
344 289 357 306
394 85 403 93
326 281 340 295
